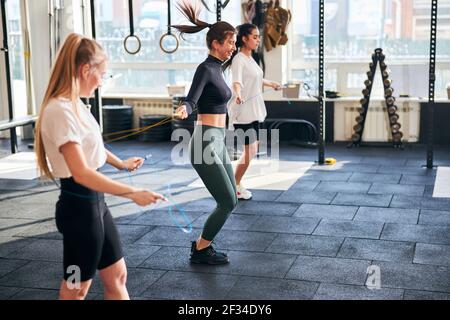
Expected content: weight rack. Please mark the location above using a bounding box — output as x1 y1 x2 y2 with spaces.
348 48 403 148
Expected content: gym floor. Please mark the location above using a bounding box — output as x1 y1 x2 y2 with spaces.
1 138 450 300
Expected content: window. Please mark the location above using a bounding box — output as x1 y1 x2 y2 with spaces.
95 0 241 95
288 0 450 98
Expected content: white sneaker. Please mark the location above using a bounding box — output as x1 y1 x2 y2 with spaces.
237 184 252 200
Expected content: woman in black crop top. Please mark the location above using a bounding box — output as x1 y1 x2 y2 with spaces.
172 0 237 265
181 54 232 115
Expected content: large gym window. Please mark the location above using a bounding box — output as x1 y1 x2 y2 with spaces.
288 0 450 98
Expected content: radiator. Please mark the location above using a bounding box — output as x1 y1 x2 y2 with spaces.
124 98 173 129
334 99 421 142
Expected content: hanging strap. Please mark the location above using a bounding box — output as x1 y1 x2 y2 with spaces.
201 0 213 12
167 0 171 34
128 0 134 35
159 0 179 54
217 0 221 21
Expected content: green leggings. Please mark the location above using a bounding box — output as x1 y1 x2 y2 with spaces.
189 125 238 241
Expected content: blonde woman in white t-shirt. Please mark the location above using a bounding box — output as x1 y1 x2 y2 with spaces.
227 24 281 200
34 33 165 300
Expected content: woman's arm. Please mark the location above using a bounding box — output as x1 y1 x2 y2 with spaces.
233 82 243 105
60 142 164 205
263 79 282 90
175 64 210 119
105 149 143 172
106 149 125 170
183 64 210 115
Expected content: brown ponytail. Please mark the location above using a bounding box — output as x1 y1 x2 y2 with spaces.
172 0 236 50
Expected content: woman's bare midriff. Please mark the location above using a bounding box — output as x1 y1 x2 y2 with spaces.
196 114 226 128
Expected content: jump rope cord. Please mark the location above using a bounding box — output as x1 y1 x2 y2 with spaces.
105 147 193 234
103 82 301 143
240 85 288 105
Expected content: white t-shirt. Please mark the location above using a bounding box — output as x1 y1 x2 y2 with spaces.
227 52 266 128
40 97 107 178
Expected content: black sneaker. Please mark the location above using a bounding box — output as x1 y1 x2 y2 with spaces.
190 241 229 265
190 241 228 258
210 240 228 257
190 241 228 256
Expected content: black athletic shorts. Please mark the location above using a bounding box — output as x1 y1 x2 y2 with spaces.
233 121 261 145
55 177 123 282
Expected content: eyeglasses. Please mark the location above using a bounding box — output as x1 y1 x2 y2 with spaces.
100 73 122 84
89 65 115 81
101 73 114 82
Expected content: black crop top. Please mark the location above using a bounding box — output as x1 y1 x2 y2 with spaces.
183 55 232 115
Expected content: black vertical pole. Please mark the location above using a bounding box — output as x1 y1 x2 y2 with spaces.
216 0 221 22
318 0 325 164
89 0 101 123
1 0 17 153
427 0 438 169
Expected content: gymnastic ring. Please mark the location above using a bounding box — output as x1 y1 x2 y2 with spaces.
123 34 142 55
159 33 179 54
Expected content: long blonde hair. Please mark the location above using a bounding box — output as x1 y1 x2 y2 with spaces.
35 33 106 179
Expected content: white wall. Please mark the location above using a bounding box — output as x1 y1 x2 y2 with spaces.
27 0 51 112
263 43 287 100
28 0 87 113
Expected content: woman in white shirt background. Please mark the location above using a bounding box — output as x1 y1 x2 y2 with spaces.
34 33 165 300
227 23 281 200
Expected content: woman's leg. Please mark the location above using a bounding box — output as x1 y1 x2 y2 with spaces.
56 199 103 300
99 258 129 300
57 180 126 300
193 149 237 243
196 139 237 250
189 126 237 250
233 121 260 189
98 207 129 300
59 279 92 300
234 141 259 186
